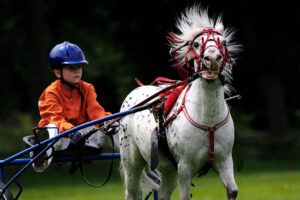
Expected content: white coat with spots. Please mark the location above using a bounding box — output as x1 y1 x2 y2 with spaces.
119 5 240 200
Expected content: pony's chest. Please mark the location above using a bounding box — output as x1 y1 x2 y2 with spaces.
166 113 234 157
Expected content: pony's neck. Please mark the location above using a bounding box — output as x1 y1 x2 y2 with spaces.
188 79 227 126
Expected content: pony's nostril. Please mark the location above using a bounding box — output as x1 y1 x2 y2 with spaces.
216 55 223 62
203 56 210 62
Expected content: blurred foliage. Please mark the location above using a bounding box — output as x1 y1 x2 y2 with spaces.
0 112 34 154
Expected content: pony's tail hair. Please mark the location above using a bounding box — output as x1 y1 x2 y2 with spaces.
119 163 161 194
139 166 161 193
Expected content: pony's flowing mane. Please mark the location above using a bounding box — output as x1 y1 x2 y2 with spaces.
169 5 241 95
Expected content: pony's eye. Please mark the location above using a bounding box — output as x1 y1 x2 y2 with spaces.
222 40 227 46
193 42 200 48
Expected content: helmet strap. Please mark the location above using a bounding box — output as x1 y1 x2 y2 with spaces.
59 66 84 102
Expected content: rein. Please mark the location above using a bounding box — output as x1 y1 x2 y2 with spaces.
163 83 231 163
105 75 199 127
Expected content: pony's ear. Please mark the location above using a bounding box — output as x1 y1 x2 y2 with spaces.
215 23 224 32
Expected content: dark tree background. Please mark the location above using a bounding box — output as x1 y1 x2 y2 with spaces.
0 0 299 157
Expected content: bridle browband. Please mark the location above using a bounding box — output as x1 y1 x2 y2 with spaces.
168 27 232 76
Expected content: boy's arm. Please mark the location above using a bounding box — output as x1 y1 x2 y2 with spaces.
85 85 111 124
38 92 74 133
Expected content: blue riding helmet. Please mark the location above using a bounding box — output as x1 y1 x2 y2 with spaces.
49 41 88 69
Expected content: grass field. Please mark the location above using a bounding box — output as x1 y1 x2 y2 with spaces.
3 159 300 200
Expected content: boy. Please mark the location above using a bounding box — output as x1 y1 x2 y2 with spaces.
32 41 114 172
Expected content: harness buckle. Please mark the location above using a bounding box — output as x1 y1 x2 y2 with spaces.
172 112 178 119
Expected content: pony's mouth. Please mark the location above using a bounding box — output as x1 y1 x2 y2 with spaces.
202 70 219 80
201 64 220 80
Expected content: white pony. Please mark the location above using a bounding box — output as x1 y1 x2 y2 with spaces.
119 5 240 200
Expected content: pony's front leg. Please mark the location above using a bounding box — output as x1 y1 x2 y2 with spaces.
214 155 238 200
178 161 193 200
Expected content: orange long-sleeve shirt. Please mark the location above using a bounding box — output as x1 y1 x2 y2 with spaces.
38 80 111 133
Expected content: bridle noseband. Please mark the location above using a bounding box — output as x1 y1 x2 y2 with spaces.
168 27 232 76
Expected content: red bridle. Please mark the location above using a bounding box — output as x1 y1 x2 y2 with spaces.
168 27 232 75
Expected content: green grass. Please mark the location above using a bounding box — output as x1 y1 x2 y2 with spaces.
184 170 300 200
3 159 300 200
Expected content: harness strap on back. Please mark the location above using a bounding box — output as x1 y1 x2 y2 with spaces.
104 77 196 128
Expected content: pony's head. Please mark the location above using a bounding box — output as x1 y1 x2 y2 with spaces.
168 5 240 88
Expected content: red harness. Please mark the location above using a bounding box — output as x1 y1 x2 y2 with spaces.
165 29 232 163
168 28 232 80
136 77 231 162
163 83 231 162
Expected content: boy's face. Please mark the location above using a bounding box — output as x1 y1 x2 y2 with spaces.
54 65 82 86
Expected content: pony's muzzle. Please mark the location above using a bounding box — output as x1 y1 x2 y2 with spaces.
202 56 221 72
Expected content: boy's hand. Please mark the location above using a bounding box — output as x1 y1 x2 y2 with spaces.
102 120 119 133
71 131 83 142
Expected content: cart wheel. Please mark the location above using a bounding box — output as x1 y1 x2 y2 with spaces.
0 182 13 200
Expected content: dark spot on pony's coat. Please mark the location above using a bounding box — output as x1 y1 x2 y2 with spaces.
129 96 132 100
120 123 128 132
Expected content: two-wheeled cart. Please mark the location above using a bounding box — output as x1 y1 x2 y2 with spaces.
0 100 160 200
